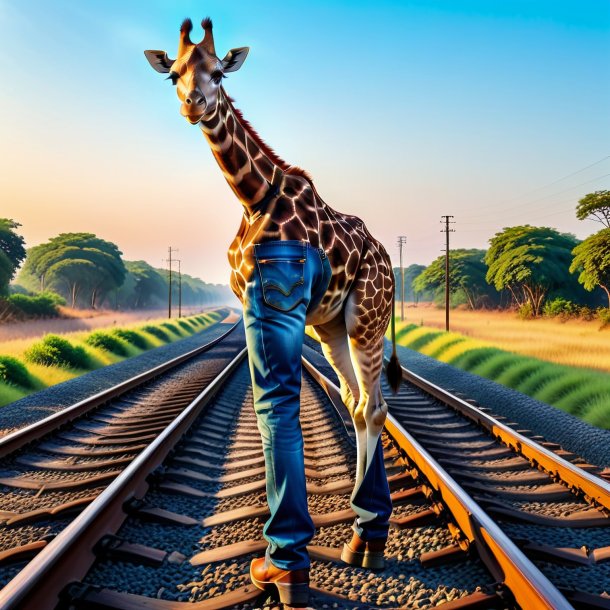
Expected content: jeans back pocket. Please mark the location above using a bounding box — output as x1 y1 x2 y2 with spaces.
256 254 306 312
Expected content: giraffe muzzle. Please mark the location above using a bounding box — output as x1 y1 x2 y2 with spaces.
181 91 207 124
180 104 206 124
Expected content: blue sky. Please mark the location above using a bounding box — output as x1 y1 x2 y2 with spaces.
1 0 608 283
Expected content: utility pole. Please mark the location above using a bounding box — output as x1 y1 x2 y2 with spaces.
176 259 182 318
166 247 179 318
397 236 407 321
440 216 455 331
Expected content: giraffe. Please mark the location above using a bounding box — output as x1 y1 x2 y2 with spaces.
145 15 402 552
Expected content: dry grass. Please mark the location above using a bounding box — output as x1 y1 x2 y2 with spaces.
400 303 610 373
0 307 207 343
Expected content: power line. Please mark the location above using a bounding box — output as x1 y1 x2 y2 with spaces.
460 172 610 221
459 155 610 215
494 155 610 205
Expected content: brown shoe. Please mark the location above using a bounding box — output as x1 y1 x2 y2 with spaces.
249 556 310 606
340 531 386 569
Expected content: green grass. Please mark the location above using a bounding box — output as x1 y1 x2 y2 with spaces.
392 320 610 430
0 309 227 408
0 381 28 405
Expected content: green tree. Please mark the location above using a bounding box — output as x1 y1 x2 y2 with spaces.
125 261 167 308
17 233 126 308
393 264 434 303
576 190 610 228
0 219 26 296
485 226 579 316
570 228 610 308
414 249 494 310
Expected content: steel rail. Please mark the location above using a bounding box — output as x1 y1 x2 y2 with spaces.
0 313 241 459
303 352 574 610
0 346 248 610
392 360 610 513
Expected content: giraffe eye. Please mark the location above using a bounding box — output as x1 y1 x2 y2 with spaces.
211 71 224 85
167 71 180 85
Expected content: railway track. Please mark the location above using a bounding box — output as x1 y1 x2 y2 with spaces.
306 338 610 609
0 314 244 594
0 330 607 609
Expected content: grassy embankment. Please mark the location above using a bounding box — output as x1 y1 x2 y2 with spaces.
400 304 610 372
392 317 610 430
0 309 225 407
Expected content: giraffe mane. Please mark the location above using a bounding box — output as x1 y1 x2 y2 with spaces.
223 91 315 184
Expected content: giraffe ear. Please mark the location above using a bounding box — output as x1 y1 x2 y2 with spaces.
221 47 249 72
144 50 175 73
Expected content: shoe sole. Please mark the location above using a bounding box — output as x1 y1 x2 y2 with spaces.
249 563 310 606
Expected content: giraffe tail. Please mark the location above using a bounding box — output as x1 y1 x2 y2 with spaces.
386 282 402 394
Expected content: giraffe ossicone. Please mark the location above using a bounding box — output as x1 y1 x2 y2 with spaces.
145 15 402 536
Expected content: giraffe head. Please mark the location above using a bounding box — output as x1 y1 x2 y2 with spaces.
145 18 249 125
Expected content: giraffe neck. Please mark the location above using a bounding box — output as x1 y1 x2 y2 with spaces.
199 89 285 215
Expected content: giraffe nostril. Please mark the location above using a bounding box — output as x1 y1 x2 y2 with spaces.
185 91 205 107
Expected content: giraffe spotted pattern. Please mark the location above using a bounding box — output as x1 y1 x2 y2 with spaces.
145 16 399 510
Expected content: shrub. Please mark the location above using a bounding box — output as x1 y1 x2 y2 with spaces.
534 373 587 405
579 306 596 321
396 324 418 342
543 298 579 319
554 384 610 417
470 351 519 380
517 302 534 319
450 347 503 371
582 399 610 430
112 329 149 349
25 335 91 369
178 320 194 333
85 331 129 356
141 325 170 342
423 336 466 359
7 292 64 317
598 308 610 329
161 322 181 336
0 355 33 388
517 368 563 396
408 332 439 351
495 359 541 390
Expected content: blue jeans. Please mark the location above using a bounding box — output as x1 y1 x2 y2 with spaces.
243 240 389 570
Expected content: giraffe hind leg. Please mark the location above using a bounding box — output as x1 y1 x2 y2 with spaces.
313 316 359 413
344 265 393 539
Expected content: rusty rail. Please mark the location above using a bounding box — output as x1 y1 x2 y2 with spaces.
0 312 241 459
0 346 248 610
395 362 610 514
